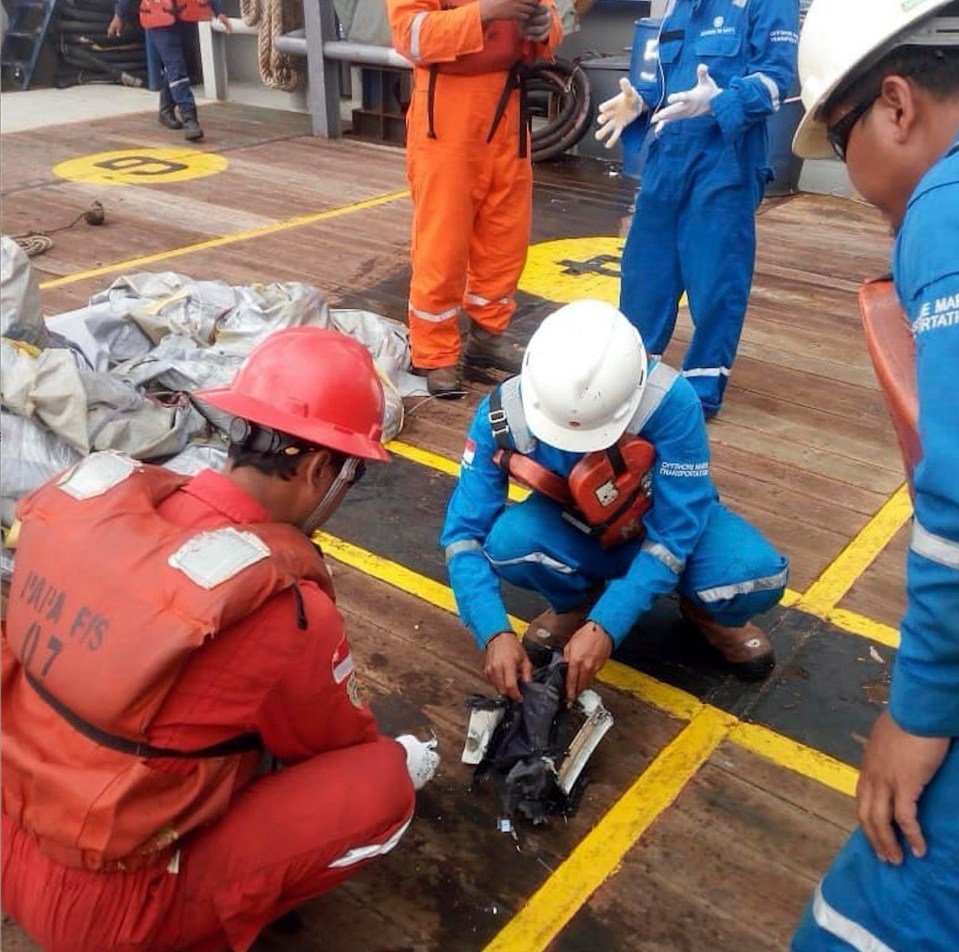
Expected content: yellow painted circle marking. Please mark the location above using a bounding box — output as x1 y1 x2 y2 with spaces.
519 235 686 308
53 148 228 186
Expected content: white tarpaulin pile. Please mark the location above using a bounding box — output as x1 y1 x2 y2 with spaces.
0 240 417 579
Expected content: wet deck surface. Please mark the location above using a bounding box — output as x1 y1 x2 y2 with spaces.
1 102 905 951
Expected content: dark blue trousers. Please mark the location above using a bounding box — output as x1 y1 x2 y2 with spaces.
149 23 196 116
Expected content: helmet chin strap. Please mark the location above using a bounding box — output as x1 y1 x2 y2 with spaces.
299 457 362 536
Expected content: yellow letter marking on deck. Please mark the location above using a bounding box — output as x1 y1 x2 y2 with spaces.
53 148 229 186
518 236 688 309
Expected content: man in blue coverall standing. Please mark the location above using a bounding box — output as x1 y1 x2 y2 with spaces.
595 0 799 419
790 1 959 948
108 0 232 142
440 299 789 702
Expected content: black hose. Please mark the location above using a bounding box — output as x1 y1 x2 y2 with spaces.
528 59 594 163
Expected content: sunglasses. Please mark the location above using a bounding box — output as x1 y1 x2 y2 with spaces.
826 93 879 162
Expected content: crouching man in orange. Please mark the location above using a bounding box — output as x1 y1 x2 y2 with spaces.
387 0 563 397
0 328 438 952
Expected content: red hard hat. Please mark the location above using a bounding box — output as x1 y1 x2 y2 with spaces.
196 327 389 461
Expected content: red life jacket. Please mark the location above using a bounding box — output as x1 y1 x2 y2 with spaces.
436 0 533 75
139 0 212 30
2 453 331 871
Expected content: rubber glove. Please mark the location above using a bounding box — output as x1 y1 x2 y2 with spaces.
524 4 553 42
396 734 440 790
651 64 721 133
594 77 645 150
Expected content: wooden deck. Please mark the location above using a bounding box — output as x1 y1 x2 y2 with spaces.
0 101 906 952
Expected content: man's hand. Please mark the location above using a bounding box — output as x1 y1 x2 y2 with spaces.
523 4 552 42
107 14 124 37
484 631 532 702
856 710 950 864
563 621 613 702
214 12 233 32
594 78 645 150
479 0 539 23
651 63 721 133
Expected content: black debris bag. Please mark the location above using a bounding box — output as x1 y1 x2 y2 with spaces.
470 645 588 828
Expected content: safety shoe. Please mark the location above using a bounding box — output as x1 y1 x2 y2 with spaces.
522 605 592 654
464 325 525 375
425 364 464 399
680 598 775 681
158 106 183 130
182 112 204 142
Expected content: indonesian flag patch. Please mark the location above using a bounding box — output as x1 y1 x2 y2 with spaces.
331 636 355 684
462 438 476 467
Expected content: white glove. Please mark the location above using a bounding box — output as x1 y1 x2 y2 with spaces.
594 77 645 150
651 64 721 133
396 734 440 791
524 5 552 42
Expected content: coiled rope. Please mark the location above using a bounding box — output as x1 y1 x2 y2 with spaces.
239 0 304 92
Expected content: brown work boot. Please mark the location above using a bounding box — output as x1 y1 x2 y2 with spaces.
680 598 775 682
424 364 464 399
464 325 525 374
522 605 592 653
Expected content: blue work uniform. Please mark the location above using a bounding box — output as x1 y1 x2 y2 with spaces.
792 137 959 951
440 362 788 650
619 0 799 415
116 0 220 117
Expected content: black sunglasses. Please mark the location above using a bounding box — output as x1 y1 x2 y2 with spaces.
826 93 879 162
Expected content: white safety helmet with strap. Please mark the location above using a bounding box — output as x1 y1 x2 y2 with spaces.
520 300 648 453
794 0 959 159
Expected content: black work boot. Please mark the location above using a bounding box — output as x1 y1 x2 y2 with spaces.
425 365 464 399
181 111 204 142
464 325 525 375
680 598 776 682
158 105 183 129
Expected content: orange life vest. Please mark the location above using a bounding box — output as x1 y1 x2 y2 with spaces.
436 0 533 75
139 0 212 30
1 453 332 871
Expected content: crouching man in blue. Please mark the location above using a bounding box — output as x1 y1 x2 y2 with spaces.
440 300 789 702
791 1 959 948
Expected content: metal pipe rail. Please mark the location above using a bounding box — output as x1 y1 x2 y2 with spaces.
199 0 411 137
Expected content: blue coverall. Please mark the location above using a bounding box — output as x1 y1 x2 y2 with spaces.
619 0 799 416
440 362 789 650
792 137 959 951
116 0 220 119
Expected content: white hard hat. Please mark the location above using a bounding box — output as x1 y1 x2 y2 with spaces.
521 300 648 453
793 0 959 159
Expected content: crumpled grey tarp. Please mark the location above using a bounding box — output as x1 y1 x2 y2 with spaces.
1 265 417 579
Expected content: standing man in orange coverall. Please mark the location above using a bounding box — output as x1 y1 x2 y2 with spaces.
0 327 438 952
388 0 563 397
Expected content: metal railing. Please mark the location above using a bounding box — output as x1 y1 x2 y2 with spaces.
199 0 411 137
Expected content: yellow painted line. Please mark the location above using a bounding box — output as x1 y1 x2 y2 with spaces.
482 707 735 952
314 528 860 796
728 721 858 797
387 439 527 504
799 485 912 616
780 587 801 609
314 530 459 617
825 607 899 650
38 188 411 291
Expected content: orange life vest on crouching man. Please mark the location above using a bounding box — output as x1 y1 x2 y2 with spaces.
139 0 212 29
489 389 656 548
1 452 332 872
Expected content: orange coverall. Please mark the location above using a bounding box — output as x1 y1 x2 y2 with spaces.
387 0 562 369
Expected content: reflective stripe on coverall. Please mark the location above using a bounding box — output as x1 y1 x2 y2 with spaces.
387 0 563 369
440 361 788 647
792 137 959 952
619 0 798 413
